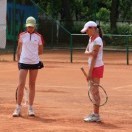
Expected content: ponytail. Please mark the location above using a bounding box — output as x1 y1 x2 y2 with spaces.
97 25 103 38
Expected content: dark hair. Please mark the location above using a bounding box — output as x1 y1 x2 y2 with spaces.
97 25 103 38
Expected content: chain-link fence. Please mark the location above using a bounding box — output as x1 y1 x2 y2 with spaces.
71 34 132 64
0 0 132 64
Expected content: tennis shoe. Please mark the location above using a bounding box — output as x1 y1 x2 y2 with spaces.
12 106 21 117
28 106 35 116
84 113 101 122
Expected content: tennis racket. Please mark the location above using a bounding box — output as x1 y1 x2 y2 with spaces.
81 67 108 106
15 86 29 106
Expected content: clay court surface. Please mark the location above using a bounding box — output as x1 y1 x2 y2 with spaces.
0 52 132 132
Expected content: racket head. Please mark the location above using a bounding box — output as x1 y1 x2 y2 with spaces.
88 81 108 107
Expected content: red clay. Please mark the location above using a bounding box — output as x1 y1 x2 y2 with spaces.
0 60 132 132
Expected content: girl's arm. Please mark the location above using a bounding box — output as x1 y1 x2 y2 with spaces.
87 45 100 80
38 44 44 55
84 43 93 56
16 42 22 62
38 35 44 55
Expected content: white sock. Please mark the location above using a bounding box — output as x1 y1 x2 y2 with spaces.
16 104 21 109
93 113 99 116
28 105 33 109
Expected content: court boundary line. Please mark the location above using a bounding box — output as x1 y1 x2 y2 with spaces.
0 83 81 89
112 84 132 90
0 83 132 90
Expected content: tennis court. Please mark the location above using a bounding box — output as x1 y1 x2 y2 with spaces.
0 52 132 132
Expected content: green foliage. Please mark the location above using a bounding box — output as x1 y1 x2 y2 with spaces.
100 0 111 8
117 23 132 35
119 0 132 21
101 23 132 35
101 23 111 34
71 21 84 33
12 0 131 35
96 7 110 22
72 21 132 35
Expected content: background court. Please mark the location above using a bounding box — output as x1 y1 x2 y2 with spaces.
0 57 132 132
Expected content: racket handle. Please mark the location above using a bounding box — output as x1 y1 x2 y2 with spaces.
81 67 88 80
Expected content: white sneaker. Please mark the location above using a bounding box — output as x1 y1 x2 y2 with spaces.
84 113 101 122
12 106 21 117
28 106 35 116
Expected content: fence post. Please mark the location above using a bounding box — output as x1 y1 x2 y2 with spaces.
70 34 73 63
126 36 129 65
13 0 16 61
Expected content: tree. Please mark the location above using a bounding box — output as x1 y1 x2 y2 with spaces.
110 0 120 33
60 0 73 31
119 0 132 22
96 7 110 22
12 0 131 33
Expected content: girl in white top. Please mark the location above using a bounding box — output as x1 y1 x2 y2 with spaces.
13 16 44 117
81 21 104 122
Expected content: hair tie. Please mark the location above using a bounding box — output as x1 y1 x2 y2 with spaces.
97 25 100 28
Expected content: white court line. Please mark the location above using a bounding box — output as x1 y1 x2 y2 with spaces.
112 84 132 90
103 110 132 117
36 84 81 89
0 83 81 89
0 69 17 72
0 83 132 90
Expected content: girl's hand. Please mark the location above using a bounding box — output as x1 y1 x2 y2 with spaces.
87 72 92 81
85 50 92 56
85 50 89 54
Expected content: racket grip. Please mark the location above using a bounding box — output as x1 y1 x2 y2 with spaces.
81 67 88 79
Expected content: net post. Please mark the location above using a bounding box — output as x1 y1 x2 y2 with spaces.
70 34 73 63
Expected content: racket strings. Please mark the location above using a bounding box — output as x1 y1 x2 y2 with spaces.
89 83 100 105
88 81 107 106
80 67 108 106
